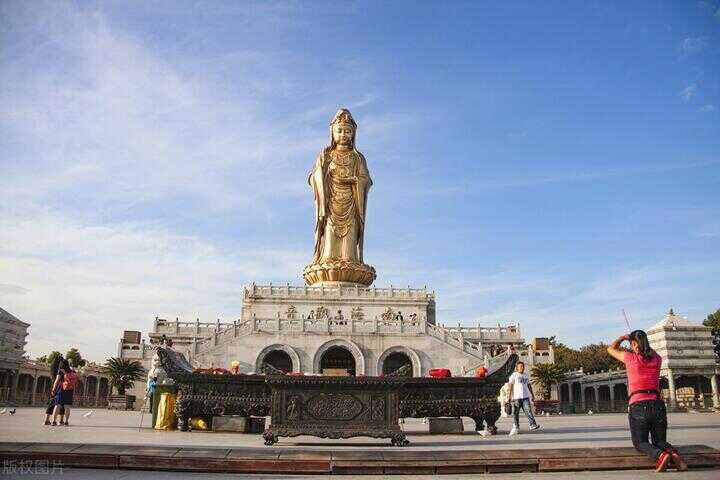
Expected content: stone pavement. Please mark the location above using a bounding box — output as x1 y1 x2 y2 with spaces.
1 408 719 476
1 408 718 450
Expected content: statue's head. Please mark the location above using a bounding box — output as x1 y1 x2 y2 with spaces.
330 108 356 150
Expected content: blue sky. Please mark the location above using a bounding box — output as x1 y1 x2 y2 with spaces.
1 1 719 361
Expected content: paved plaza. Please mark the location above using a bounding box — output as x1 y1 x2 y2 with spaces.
1 407 718 451
2 408 719 478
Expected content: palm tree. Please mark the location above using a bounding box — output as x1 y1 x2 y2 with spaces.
530 363 566 400
104 357 145 395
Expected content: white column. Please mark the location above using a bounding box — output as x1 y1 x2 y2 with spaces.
11 370 20 402
95 377 101 404
609 383 616 411
568 383 574 405
667 370 677 409
30 375 38 405
593 385 600 411
711 374 719 409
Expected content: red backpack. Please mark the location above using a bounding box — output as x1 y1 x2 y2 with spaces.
62 370 78 391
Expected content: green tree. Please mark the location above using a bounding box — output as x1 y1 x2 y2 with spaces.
104 358 145 395
530 363 566 400
551 342 582 371
577 343 624 373
551 341 624 373
703 308 720 330
65 348 86 368
37 351 62 366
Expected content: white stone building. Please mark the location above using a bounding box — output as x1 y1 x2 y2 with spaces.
0 307 30 403
119 284 555 407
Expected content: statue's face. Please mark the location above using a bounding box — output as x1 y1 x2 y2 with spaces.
332 123 354 147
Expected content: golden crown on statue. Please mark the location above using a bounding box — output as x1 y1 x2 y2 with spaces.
331 109 356 127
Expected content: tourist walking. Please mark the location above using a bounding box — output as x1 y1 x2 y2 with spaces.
507 361 540 435
607 330 688 472
51 359 77 426
43 354 64 425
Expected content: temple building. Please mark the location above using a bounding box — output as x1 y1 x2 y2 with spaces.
558 308 720 413
118 284 555 407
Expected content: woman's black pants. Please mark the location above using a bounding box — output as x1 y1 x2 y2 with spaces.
628 399 673 460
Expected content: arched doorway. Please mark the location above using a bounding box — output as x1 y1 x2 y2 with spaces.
99 378 110 401
560 383 570 402
614 383 628 411
382 352 412 376
320 346 356 376
598 385 611 412
255 344 301 373
584 386 596 412
263 350 293 373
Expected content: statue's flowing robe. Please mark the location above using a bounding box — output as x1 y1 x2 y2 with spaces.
309 147 372 264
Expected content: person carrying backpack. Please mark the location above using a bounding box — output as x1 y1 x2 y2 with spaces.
43 354 64 425
51 359 77 426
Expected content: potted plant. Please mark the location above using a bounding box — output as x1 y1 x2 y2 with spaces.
104 357 145 410
530 363 566 414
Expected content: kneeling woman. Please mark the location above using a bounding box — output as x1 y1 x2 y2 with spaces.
607 330 687 472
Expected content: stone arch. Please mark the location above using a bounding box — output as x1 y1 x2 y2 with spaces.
560 383 570 402
597 385 612 412
99 378 110 398
583 386 597 411
255 344 301 373
613 383 628 401
377 346 422 377
313 339 366 376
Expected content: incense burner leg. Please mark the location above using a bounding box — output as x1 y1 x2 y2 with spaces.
263 430 278 446
391 433 409 446
178 416 189 432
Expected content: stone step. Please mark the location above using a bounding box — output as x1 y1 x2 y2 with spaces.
1 442 718 474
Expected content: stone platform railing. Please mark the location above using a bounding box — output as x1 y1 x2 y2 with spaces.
244 283 435 301
191 314 488 360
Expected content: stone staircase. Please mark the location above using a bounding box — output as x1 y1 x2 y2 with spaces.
191 315 487 366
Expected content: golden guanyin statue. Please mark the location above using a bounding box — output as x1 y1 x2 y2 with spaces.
303 109 376 286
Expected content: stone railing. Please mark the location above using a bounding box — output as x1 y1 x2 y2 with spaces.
153 317 236 336
425 323 484 359
244 283 435 301
191 314 486 360
443 325 523 342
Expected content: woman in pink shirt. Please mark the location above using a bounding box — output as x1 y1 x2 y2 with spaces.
607 330 687 473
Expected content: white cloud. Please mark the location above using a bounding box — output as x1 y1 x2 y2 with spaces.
0 2 393 219
700 104 716 112
680 36 707 54
680 84 697 101
0 207 305 361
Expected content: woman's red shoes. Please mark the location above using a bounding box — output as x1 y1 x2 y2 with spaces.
669 449 688 471
655 452 671 472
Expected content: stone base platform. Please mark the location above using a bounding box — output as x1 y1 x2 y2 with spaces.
2 442 718 475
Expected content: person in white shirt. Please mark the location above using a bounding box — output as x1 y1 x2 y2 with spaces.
498 383 511 417
506 361 540 435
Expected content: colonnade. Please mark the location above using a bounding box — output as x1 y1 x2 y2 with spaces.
560 370 720 413
0 365 111 407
